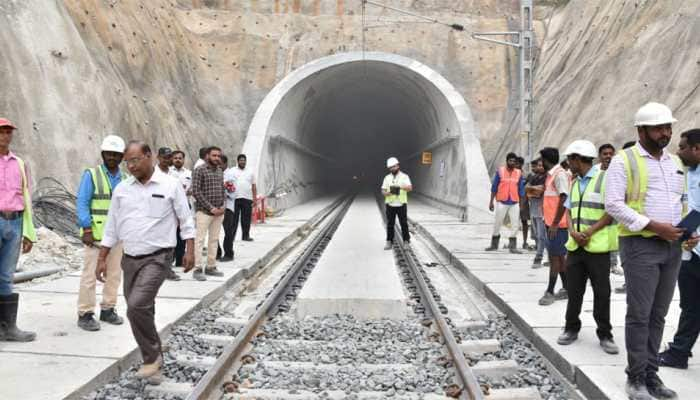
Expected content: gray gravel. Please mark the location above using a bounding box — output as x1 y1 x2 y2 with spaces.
457 316 572 400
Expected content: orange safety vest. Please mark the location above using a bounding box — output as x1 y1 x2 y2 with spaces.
543 165 569 228
495 166 521 203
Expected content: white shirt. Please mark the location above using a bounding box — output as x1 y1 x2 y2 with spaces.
381 171 412 207
194 159 206 170
168 166 192 192
101 168 196 257
225 166 256 201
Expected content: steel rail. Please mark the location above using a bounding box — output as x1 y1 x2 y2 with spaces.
377 196 484 400
186 195 354 400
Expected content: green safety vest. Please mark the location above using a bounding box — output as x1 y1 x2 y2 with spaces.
565 169 618 253
80 166 114 241
16 158 36 243
618 146 687 238
384 173 409 205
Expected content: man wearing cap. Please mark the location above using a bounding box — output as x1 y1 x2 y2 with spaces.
382 157 412 249
0 118 36 342
75 135 126 331
556 140 618 355
605 102 696 400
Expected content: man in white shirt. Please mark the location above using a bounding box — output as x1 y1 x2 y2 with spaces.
193 146 208 170
96 141 195 384
168 150 192 272
222 154 257 260
381 157 412 250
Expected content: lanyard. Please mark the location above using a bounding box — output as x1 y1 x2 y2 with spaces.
575 176 591 232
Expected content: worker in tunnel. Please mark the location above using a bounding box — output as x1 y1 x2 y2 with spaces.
485 152 525 253
382 157 412 250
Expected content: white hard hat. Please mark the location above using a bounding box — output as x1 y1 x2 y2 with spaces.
101 135 125 153
634 102 677 127
386 157 399 168
564 140 598 159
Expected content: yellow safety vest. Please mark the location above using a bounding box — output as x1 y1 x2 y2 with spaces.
566 169 618 253
618 146 687 238
384 173 409 205
16 158 36 243
79 166 114 241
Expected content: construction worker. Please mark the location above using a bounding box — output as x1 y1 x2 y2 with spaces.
75 135 126 331
97 141 195 384
556 140 619 355
659 129 700 370
382 157 412 249
605 102 696 400
0 118 36 342
539 147 570 306
486 152 525 253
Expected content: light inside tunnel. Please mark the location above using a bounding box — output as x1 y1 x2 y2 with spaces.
244 52 492 221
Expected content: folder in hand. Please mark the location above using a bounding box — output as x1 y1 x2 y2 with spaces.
677 210 700 241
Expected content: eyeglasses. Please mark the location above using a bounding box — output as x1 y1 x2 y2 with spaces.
124 156 146 166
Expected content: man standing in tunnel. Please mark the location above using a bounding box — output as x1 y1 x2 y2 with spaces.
485 152 525 254
382 157 412 249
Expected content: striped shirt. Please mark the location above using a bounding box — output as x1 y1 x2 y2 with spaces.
604 143 685 232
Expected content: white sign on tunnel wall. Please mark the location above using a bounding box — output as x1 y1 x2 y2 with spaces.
439 160 445 178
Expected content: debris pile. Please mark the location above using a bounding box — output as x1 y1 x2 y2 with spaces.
17 227 83 276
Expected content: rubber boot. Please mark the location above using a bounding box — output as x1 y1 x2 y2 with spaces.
0 293 36 342
508 237 522 254
484 235 500 251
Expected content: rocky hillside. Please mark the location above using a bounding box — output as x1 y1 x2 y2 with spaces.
2 0 540 189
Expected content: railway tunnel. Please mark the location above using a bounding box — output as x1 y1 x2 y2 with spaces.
243 52 492 223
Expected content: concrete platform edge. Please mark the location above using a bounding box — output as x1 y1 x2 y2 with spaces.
410 219 589 400
63 196 344 400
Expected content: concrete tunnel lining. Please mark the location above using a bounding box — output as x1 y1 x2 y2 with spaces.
243 52 492 222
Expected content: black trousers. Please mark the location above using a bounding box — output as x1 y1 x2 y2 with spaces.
669 253 700 357
564 248 613 340
386 204 410 242
222 209 236 258
174 226 185 266
233 198 253 240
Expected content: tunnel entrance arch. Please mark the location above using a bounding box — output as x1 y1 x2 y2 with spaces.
243 52 491 222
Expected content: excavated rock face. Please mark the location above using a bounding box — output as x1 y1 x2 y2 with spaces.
504 0 700 162
1 0 539 190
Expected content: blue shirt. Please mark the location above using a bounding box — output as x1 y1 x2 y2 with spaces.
76 165 122 229
491 170 526 205
565 166 596 209
687 165 700 256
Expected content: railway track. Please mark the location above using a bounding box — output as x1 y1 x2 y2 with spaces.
86 195 575 400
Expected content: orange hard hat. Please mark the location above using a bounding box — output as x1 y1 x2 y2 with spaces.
0 118 17 130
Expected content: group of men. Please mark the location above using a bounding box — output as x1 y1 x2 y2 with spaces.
487 102 700 400
0 120 259 383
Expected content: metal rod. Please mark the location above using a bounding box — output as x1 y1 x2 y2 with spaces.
471 34 520 48
13 267 63 283
363 0 463 30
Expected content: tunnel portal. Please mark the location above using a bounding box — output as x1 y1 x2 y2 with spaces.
243 52 491 222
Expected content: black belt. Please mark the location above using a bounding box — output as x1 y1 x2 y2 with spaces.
0 211 22 220
124 247 173 260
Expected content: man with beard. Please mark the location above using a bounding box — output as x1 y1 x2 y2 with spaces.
75 135 126 331
659 129 700 370
605 102 695 400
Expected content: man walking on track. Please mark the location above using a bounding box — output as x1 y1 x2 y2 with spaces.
96 141 195 384
382 157 412 249
75 134 126 331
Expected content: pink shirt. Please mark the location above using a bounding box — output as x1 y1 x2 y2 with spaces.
0 152 26 212
605 143 685 232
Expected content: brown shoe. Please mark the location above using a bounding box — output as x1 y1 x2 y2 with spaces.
136 355 162 380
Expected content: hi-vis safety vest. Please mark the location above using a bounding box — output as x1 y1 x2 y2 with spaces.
80 166 115 241
495 166 521 203
16 158 36 243
618 146 687 238
384 173 409 205
565 169 618 253
543 165 569 228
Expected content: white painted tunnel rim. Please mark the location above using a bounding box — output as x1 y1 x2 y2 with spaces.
243 51 481 172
